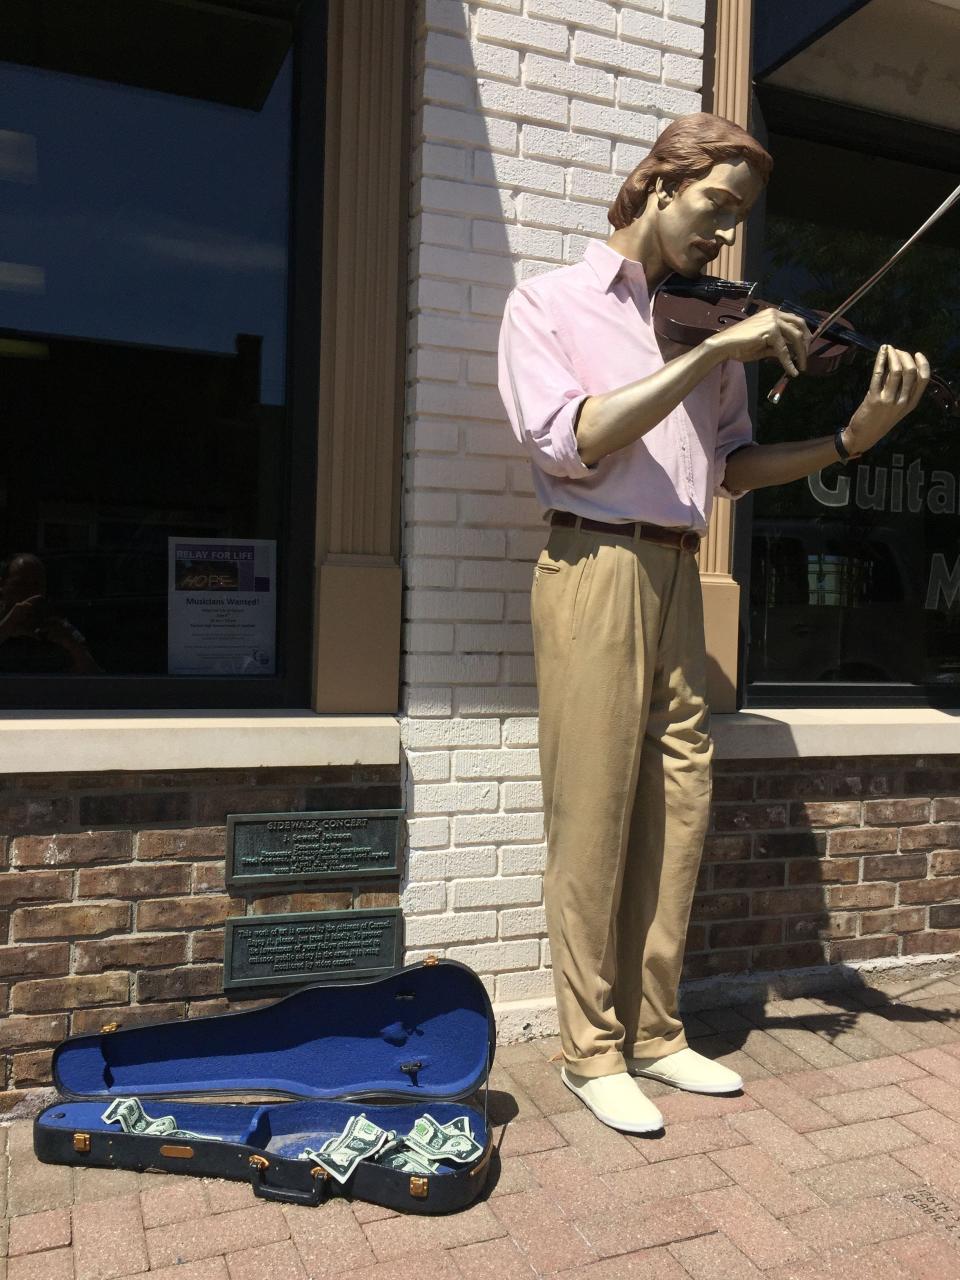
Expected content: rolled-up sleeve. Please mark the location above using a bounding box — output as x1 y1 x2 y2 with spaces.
714 358 757 500
497 286 597 479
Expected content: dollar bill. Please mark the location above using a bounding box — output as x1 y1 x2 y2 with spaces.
403 1113 483 1165
377 1148 438 1174
297 1112 481 1181
444 1115 474 1141
374 1130 404 1159
299 1114 392 1185
101 1097 202 1140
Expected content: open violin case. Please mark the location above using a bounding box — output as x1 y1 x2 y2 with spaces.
34 958 497 1214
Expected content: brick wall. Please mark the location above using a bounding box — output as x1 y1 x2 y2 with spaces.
685 756 960 983
2 755 958 1102
401 0 705 1003
0 766 400 1108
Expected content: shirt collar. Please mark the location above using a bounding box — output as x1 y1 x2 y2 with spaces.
583 238 651 298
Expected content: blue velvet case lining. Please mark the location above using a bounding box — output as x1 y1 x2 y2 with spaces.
53 962 495 1102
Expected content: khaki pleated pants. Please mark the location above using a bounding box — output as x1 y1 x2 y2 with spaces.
531 516 713 1078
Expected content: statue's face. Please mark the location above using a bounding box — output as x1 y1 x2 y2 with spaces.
655 158 764 278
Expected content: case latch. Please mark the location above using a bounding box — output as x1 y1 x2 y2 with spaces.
409 1175 429 1199
73 1132 91 1154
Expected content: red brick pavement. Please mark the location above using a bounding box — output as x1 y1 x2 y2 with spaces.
5 976 960 1278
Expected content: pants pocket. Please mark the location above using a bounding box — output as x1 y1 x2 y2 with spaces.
570 551 596 641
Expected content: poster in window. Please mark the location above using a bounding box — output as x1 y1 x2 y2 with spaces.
167 537 276 675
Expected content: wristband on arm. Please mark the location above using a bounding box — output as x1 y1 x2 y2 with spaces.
834 425 862 462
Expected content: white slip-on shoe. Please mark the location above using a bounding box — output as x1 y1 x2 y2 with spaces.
560 1066 664 1133
627 1047 743 1095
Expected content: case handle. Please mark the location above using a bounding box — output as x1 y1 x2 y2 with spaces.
247 1155 329 1207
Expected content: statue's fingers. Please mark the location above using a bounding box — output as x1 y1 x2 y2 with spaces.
780 316 809 371
870 344 888 393
910 353 932 408
771 332 798 378
882 346 902 402
897 350 918 406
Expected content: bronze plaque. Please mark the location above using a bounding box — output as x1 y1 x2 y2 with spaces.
225 809 403 890
223 908 403 990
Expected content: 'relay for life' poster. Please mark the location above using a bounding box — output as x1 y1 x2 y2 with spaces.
167 537 276 676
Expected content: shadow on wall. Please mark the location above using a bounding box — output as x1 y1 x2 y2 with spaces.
401 9 565 991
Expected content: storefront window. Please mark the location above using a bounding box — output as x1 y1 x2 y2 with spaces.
0 4 316 708
747 131 960 701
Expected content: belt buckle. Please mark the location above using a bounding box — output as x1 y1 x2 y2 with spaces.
680 531 700 552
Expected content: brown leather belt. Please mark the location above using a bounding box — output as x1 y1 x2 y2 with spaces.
550 509 701 552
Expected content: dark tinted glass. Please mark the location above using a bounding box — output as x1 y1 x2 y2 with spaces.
0 33 292 680
749 133 960 692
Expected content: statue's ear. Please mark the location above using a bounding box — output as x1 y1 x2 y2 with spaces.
654 176 674 207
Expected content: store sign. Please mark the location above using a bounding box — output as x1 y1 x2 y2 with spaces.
167 536 276 674
223 908 403 990
809 454 960 516
225 809 404 890
809 458 960 610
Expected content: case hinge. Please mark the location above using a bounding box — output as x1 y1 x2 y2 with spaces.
73 1132 91 1154
100 1022 120 1033
424 954 439 966
409 1175 429 1198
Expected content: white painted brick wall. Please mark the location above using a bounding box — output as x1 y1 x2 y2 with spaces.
402 0 703 1021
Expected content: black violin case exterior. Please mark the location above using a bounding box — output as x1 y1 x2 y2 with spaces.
33 958 496 1214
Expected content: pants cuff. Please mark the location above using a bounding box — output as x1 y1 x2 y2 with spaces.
562 1047 627 1079
629 1030 688 1060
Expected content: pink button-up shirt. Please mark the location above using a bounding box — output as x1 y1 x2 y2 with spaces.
497 238 756 533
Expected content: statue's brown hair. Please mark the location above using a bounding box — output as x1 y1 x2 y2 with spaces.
608 112 773 230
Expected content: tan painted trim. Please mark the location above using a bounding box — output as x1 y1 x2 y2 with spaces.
313 561 404 713
701 574 740 711
699 0 754 710
311 0 412 712
709 0 755 144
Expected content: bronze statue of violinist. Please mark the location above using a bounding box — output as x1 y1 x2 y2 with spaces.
497 111 937 1135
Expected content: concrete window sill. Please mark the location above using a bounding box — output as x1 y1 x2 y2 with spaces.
0 711 400 774
712 707 960 759
2 707 956 775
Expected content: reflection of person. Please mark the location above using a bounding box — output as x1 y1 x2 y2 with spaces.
497 113 929 1134
0 553 102 674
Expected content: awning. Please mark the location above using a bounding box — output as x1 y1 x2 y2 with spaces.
1 0 304 109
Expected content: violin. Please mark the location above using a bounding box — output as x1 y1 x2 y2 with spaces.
653 276 960 418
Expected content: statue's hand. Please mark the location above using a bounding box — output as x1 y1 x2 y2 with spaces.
704 307 809 377
842 345 931 456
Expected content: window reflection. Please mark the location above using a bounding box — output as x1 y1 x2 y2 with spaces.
750 133 960 691
0 552 101 674
0 40 292 678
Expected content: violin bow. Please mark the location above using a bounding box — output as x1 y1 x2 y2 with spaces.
768 177 960 405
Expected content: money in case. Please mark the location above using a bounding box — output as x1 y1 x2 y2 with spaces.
33 957 496 1214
